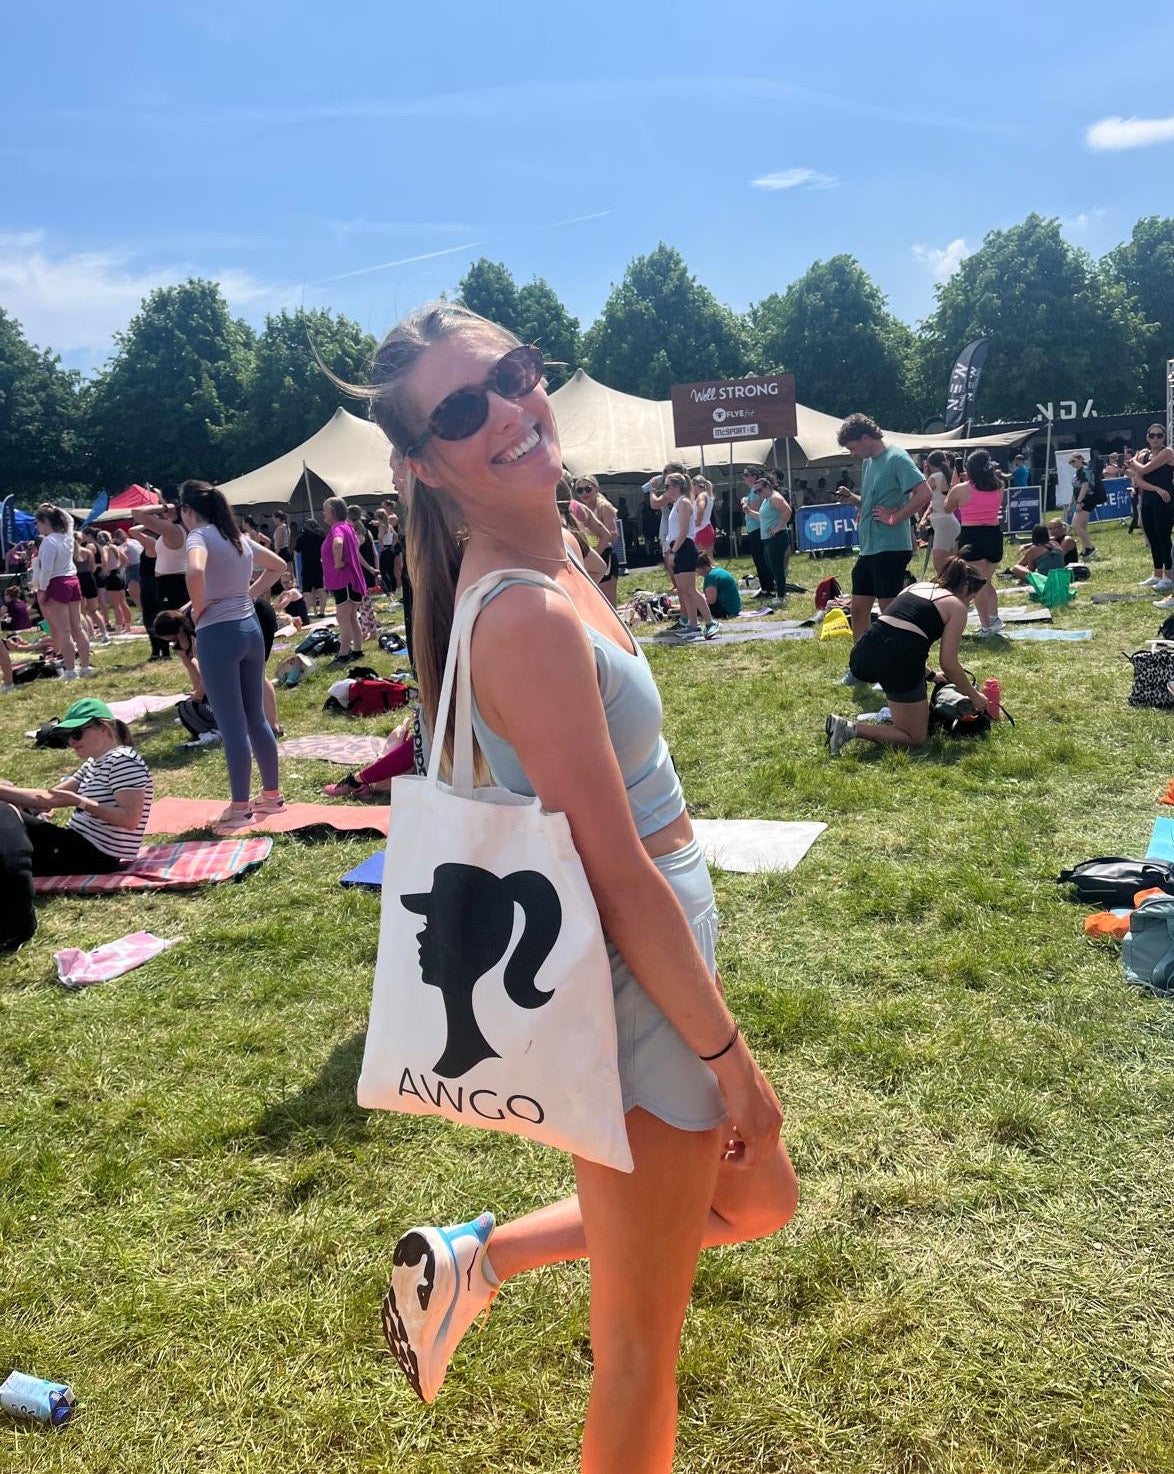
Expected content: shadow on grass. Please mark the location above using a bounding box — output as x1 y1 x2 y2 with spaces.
239 1028 370 1152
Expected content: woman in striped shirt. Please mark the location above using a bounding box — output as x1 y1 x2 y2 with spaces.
0 698 153 873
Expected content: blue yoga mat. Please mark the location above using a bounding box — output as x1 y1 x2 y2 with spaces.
1146 817 1174 862
340 848 386 889
1003 628 1093 642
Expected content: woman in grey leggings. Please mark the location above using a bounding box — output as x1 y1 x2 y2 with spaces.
178 481 290 832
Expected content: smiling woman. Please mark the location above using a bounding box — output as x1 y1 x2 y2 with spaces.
329 302 798 1474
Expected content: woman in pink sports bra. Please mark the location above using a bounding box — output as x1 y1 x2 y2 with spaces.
946 448 1005 636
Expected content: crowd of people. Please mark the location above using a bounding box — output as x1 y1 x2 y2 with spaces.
4 291 1172 1472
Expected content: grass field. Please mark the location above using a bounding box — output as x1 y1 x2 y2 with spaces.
3 523 1174 1473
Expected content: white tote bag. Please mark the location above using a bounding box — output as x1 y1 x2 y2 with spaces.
357 569 633 1173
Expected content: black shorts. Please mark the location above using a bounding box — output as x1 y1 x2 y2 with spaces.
672 538 699 574
851 550 911 599
332 585 359 606
958 526 1003 565
849 623 931 704
301 566 323 593
253 596 278 661
23 815 124 876
78 571 99 600
601 545 620 581
105 572 126 593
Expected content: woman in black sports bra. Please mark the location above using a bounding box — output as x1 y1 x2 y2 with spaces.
825 555 989 754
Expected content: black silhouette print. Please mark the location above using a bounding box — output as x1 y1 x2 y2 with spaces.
402 863 561 1078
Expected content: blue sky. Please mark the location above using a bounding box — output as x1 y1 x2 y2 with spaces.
4 0 1173 375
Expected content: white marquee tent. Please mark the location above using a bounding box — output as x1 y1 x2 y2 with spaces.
216 380 1036 510
217 408 395 511
549 370 1035 476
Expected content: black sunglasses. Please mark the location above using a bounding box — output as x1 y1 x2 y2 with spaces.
66 721 98 743
404 345 544 457
1148 432 1166 440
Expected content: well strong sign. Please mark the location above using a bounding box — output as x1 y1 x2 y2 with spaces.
670 374 798 447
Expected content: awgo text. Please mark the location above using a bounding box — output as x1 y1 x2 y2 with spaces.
398 1068 546 1124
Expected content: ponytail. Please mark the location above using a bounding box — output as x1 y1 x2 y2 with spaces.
936 553 987 597
178 479 243 552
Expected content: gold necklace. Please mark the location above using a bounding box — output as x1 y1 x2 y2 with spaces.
470 535 569 567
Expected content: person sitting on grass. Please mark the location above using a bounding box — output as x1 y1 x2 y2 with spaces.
697 551 742 619
824 555 989 756
1046 518 1079 565
0 698 153 873
1002 525 1065 583
323 714 418 801
2 584 32 632
272 568 310 627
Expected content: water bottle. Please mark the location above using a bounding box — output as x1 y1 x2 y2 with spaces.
0 1370 76 1428
982 677 1001 720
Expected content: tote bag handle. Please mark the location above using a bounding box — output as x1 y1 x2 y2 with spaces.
428 567 572 799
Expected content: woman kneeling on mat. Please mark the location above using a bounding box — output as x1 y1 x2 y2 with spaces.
0 698 153 873
825 554 989 755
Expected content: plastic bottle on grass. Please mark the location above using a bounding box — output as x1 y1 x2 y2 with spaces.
982 677 1001 720
0 1370 76 1428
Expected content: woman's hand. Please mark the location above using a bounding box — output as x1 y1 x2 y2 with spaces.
47 786 84 810
708 1037 783 1166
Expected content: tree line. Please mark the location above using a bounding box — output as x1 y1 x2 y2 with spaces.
2 213 1171 502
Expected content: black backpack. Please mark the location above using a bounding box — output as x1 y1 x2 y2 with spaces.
296 629 341 657
1057 857 1174 908
176 697 218 738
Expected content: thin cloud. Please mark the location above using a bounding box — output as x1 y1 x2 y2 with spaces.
317 241 490 284
545 210 614 228
913 238 970 283
1087 114 1174 151
752 169 839 192
326 219 481 240
0 231 280 360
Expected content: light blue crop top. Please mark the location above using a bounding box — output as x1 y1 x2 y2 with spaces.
469 571 686 839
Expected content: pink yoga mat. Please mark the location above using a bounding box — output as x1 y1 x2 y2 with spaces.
145 796 389 837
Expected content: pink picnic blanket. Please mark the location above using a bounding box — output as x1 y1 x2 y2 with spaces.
54 931 180 987
33 837 273 894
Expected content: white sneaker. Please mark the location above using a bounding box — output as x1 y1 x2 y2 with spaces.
824 713 857 756
382 1212 497 1403
975 618 1005 637
838 670 867 686
78 665 97 678
1154 579 1174 593
58 668 78 680
1153 596 1174 610
1140 575 1162 588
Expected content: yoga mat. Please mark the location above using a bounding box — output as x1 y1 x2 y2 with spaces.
26 692 185 739
1001 628 1093 642
690 819 826 874
1146 817 1174 861
34 837 272 894
639 627 815 647
339 819 828 888
145 796 389 837
966 606 1052 624
278 734 388 765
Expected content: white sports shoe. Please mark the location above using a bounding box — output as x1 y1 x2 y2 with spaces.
1140 575 1162 588
824 713 857 756
1154 579 1174 594
382 1212 497 1403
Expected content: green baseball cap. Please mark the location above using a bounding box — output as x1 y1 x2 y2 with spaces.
58 697 114 730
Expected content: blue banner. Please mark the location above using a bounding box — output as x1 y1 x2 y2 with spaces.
1091 476 1132 523
795 502 858 554
1004 485 1042 534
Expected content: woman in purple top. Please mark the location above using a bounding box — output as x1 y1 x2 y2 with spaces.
322 496 366 660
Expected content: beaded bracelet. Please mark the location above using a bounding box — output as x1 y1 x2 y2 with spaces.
698 1022 740 1063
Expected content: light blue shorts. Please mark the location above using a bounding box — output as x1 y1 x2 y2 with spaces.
609 838 727 1132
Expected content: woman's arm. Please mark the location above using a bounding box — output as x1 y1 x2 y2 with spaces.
50 784 146 831
937 603 986 705
186 542 207 621
944 481 971 515
332 530 346 570
768 491 792 527
180 648 205 700
249 541 290 576
136 508 185 549
470 587 783 1159
0 780 55 810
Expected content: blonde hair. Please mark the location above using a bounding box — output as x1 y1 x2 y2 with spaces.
322 301 519 774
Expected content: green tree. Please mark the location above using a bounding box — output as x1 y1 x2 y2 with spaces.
225 308 376 474
0 309 87 497
456 259 521 336
1105 216 1174 410
85 279 254 488
915 214 1147 422
749 256 915 426
583 244 749 397
516 278 580 389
